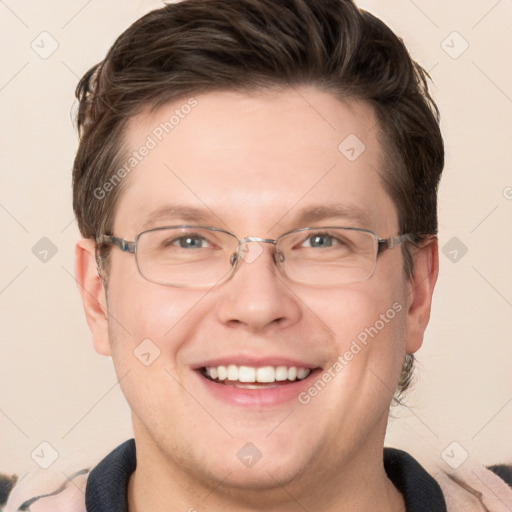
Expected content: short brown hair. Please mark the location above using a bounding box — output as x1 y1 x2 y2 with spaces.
72 0 444 398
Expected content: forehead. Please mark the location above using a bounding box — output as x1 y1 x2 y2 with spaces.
114 87 398 236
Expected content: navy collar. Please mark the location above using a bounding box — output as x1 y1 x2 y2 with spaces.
86 440 446 511
86 439 136 512
383 447 446 511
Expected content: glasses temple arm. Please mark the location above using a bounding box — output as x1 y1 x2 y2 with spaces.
97 234 136 253
377 233 416 253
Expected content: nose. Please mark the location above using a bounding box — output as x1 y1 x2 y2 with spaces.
215 241 302 332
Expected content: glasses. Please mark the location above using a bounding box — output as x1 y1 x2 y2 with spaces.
98 226 414 288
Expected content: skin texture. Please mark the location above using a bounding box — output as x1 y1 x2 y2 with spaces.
76 87 438 511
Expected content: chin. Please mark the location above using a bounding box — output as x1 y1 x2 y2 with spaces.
210 460 306 491
207 443 310 489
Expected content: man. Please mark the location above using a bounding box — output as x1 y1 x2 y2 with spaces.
7 0 511 510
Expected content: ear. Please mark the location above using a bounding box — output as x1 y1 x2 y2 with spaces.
405 236 439 354
75 239 111 356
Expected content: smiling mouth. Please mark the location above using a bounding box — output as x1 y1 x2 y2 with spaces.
199 364 316 389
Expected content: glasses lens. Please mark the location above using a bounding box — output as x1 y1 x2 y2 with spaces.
136 227 237 287
278 228 378 285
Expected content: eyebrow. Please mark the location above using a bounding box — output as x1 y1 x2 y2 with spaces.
140 203 372 232
140 205 213 230
292 204 372 228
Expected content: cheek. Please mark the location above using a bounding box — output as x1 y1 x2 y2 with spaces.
343 294 407 381
297 269 406 345
298 274 408 400
104 265 207 370
104 279 208 422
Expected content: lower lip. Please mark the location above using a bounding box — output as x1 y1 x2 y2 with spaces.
194 370 319 407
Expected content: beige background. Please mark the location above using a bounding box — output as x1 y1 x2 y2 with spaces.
1 0 511 479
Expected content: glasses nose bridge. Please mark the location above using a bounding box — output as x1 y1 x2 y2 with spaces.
235 236 278 259
238 236 277 246
229 236 279 270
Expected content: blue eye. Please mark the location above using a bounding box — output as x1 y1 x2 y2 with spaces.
302 233 340 248
165 235 209 249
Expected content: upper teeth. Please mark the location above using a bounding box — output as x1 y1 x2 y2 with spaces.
204 365 311 383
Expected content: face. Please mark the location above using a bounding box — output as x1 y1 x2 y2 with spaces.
78 87 435 495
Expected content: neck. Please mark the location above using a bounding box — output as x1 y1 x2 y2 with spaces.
127 435 405 512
